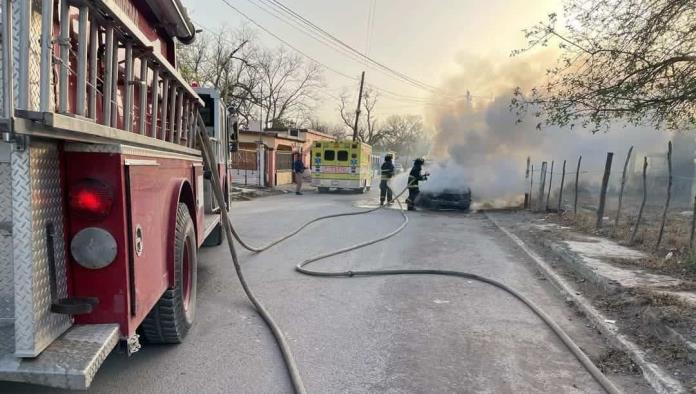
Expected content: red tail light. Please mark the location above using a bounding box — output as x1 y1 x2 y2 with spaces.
69 179 113 219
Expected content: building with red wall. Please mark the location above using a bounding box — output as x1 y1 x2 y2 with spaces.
234 127 336 187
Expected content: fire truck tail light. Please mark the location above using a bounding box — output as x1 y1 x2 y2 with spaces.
69 179 113 218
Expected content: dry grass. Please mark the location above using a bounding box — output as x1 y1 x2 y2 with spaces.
550 202 696 281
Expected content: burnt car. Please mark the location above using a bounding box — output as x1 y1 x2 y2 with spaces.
415 187 472 211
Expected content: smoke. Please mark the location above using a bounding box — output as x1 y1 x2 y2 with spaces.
424 51 669 204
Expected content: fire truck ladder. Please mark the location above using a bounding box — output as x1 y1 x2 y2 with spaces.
0 0 202 390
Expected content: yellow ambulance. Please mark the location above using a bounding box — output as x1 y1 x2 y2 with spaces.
311 141 374 193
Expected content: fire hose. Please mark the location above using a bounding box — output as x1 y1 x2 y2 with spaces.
195 119 621 394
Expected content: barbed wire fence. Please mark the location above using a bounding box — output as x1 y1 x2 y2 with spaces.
525 141 696 253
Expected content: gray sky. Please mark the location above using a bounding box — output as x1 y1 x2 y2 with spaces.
181 0 562 124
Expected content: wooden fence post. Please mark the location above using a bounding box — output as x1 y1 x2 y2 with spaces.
596 152 614 229
630 157 648 244
536 161 547 211
614 146 634 231
546 160 554 211
574 156 582 216
529 164 534 210
557 160 566 212
690 195 696 249
656 141 672 250
524 157 530 208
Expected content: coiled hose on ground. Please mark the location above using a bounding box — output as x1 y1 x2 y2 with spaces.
196 121 621 394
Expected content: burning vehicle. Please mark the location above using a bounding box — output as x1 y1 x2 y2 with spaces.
409 160 473 211
416 187 472 210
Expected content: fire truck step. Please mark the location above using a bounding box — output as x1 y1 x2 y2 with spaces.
0 323 119 390
203 213 222 246
50 296 99 315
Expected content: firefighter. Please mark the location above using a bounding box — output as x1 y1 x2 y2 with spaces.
379 154 395 205
406 158 428 211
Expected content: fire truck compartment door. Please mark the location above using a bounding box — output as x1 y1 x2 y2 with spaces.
125 164 169 322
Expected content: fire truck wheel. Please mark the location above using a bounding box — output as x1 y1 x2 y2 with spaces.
141 203 198 344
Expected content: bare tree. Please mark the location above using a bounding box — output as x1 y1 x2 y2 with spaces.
307 117 350 139
177 26 259 125
177 34 209 83
338 88 386 144
379 114 430 157
512 0 696 131
177 26 324 129
257 47 323 128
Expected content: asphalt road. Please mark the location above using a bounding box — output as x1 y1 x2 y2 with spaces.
3 187 651 393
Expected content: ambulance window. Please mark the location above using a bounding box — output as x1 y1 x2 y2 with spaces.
351 153 357 158
337 150 349 161
324 150 335 160
315 152 321 157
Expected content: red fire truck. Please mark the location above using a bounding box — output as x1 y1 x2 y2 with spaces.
0 0 231 389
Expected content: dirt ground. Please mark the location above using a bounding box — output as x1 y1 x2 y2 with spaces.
521 206 696 391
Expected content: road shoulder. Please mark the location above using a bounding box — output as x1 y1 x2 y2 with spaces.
487 211 690 393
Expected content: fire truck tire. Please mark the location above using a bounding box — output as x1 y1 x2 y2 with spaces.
141 203 198 344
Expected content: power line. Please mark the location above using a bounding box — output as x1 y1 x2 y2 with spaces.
246 0 459 103
365 0 376 60
261 0 445 93
223 0 463 96
201 4 358 82
194 22 476 109
194 9 443 104
242 0 373 77
193 22 432 106
248 0 488 102
193 6 474 108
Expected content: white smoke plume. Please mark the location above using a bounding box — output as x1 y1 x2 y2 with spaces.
423 51 670 205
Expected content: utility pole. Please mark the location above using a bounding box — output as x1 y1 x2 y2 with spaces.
352 71 365 141
259 87 264 131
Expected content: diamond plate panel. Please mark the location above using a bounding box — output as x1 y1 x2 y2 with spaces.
0 323 119 390
27 0 43 111
13 141 71 357
0 152 12 321
0 12 4 116
11 0 22 110
5 0 42 112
